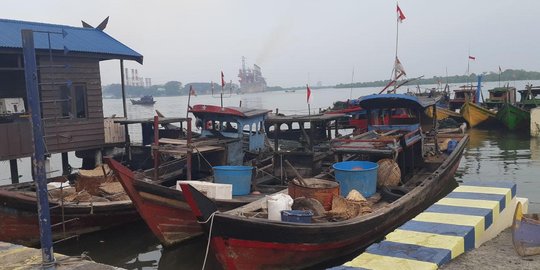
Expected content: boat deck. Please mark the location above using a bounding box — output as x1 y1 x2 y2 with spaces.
0 241 123 269
332 181 526 270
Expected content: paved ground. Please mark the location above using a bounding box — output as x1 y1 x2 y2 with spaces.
441 228 540 270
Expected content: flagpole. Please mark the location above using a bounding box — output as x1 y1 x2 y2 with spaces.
498 67 501 88
186 85 192 118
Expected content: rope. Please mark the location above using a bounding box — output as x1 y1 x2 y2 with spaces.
201 211 217 270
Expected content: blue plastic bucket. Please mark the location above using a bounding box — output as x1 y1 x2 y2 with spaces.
213 166 253 195
447 140 458 153
332 161 378 197
281 210 313 223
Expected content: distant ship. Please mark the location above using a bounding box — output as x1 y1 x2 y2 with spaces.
238 56 267 93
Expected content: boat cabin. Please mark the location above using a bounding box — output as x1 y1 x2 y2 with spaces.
518 86 540 110
0 18 142 182
484 86 516 110
265 112 347 178
332 94 438 182
449 85 477 111
324 99 368 133
190 104 271 165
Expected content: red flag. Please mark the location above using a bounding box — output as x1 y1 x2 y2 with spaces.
221 71 225 88
397 4 406 23
306 84 311 103
189 85 196 96
468 56 476 60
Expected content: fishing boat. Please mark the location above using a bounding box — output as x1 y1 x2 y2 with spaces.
496 103 530 131
484 86 516 110
512 202 540 256
323 99 368 133
0 165 138 246
449 85 477 111
130 95 156 105
108 105 278 246
180 94 469 269
461 101 497 128
517 85 540 110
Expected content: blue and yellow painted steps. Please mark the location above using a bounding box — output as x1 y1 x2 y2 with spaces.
331 181 520 270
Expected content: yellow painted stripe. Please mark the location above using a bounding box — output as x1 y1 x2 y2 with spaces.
385 229 465 259
455 185 511 210
345 252 438 270
413 212 485 244
436 197 499 221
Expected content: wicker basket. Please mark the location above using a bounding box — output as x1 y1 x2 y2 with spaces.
376 159 401 187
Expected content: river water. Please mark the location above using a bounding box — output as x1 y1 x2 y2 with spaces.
2 81 540 269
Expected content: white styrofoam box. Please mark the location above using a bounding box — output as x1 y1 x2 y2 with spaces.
176 180 232 200
0 98 26 114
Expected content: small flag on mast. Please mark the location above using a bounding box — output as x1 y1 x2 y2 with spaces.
189 85 196 96
394 57 407 77
221 71 226 88
306 84 312 104
499 66 502 73
397 4 406 23
468 56 476 60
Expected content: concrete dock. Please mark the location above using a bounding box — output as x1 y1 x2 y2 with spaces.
332 181 526 270
0 241 123 270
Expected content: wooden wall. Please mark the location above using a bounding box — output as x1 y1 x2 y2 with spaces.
39 56 105 154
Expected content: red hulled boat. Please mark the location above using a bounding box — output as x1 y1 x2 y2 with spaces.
180 94 469 269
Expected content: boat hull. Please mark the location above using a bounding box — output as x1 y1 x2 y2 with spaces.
461 102 497 128
108 159 256 247
183 134 468 269
496 103 530 130
425 106 462 120
0 188 138 246
108 159 204 246
512 202 540 256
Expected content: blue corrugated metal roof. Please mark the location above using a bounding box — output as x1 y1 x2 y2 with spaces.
0 18 143 63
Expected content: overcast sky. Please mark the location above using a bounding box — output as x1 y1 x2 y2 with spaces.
3 0 540 87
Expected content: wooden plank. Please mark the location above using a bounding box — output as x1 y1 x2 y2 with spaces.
159 138 188 145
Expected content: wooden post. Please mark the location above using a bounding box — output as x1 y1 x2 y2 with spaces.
61 152 70 175
120 60 130 160
9 159 19 184
21 29 55 267
187 118 192 180
153 115 160 181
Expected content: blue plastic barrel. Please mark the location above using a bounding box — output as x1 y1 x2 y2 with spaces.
447 140 458 153
332 161 378 197
281 210 313 223
213 166 253 195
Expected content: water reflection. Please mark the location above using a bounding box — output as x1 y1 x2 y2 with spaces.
456 129 540 212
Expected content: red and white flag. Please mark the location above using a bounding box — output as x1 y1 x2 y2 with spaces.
394 57 407 77
189 85 196 96
468 55 476 60
397 4 406 23
221 71 226 88
306 84 312 103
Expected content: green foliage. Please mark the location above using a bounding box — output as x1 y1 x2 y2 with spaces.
335 69 540 89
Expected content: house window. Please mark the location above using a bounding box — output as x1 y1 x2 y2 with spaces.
60 83 87 119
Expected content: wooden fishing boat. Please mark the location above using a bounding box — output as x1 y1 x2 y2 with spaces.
130 95 156 105
323 99 368 133
0 166 138 246
484 86 516 110
180 94 469 269
496 103 530 131
425 105 462 120
461 101 497 128
449 85 477 111
512 202 540 256
108 105 279 247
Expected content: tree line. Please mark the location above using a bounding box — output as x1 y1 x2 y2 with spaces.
102 69 540 98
